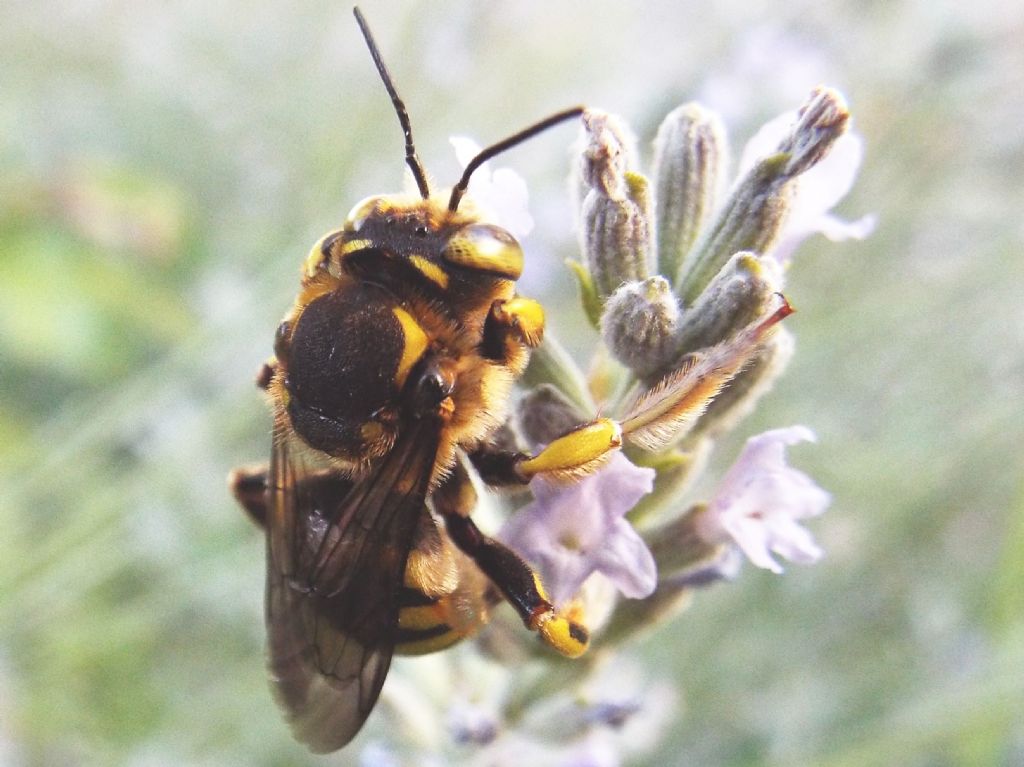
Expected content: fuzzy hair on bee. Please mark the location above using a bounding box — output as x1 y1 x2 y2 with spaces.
229 7 603 754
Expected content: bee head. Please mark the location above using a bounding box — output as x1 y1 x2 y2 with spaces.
340 195 524 282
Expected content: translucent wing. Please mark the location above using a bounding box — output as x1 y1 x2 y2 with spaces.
265 416 441 753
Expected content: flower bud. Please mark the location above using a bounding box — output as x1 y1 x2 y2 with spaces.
674 251 782 358
652 103 728 286
778 86 851 176
517 384 586 449
678 87 850 303
575 110 652 299
600 277 682 378
581 173 652 298
578 109 639 201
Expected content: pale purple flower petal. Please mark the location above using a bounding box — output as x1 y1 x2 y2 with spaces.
500 453 657 606
450 136 534 239
739 111 875 264
696 426 831 573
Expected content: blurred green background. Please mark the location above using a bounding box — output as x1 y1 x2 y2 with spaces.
2 0 1022 764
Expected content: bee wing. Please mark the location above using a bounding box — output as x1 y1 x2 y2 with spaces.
266 417 441 753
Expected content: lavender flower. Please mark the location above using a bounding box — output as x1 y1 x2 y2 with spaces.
351 84 861 766
500 453 657 607
696 426 831 573
738 111 875 265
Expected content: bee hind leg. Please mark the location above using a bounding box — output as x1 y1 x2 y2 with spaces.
434 459 589 658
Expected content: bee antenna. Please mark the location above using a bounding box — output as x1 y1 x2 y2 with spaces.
353 7 431 200
448 106 585 212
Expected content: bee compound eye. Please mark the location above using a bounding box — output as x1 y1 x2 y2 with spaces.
344 195 386 232
442 223 524 279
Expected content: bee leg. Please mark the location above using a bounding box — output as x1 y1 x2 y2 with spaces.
254 358 277 390
468 417 623 485
434 459 589 658
227 464 269 528
480 297 545 362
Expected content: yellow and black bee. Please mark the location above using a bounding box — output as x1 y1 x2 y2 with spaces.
229 7 626 753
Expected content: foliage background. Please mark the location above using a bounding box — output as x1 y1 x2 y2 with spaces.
2 0 1022 764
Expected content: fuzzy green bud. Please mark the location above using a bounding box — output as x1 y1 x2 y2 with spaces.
652 103 728 286
576 110 652 299
674 251 782 358
678 87 850 303
778 86 852 176
600 276 682 378
517 384 586 449
578 109 639 201
581 173 652 298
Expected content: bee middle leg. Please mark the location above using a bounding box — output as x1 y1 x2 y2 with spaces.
228 464 269 528
254 358 277 390
433 459 589 658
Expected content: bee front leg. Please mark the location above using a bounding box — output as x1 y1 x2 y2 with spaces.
434 459 589 658
480 296 545 363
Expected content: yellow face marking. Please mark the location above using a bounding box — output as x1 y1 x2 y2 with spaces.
409 255 449 288
392 307 429 390
340 238 373 256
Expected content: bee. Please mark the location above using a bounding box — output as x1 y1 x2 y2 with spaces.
228 7 625 753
